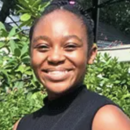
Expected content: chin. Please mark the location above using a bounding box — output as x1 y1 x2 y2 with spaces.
39 74 84 98
45 82 72 94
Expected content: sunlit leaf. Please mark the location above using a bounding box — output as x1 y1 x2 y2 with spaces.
20 13 31 21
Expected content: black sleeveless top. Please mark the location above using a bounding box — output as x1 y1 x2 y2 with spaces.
17 85 117 130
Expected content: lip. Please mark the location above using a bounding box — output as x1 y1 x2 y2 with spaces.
41 68 74 81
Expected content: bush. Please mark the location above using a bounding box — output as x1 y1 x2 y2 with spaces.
0 0 50 93
0 21 130 129
0 90 46 130
84 54 130 116
0 53 130 130
0 0 130 129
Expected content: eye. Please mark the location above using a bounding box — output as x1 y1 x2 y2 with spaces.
64 43 78 51
35 44 49 52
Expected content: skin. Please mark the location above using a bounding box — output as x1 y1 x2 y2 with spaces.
13 9 130 130
92 105 130 130
30 10 95 100
13 120 20 130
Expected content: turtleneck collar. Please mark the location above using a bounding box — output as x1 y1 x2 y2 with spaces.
43 84 86 110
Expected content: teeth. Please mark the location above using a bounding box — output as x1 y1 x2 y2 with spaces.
48 71 67 75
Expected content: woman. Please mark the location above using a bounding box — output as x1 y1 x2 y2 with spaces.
14 0 130 130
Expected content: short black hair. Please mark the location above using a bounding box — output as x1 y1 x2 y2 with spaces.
29 0 94 50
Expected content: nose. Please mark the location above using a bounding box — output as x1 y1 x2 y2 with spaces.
47 48 65 65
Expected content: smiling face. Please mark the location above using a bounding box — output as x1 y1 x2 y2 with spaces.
30 10 92 99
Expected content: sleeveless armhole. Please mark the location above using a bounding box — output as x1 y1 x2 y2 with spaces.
13 119 21 130
16 115 30 130
90 97 123 130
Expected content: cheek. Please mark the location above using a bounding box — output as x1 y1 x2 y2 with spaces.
30 50 46 69
66 49 87 69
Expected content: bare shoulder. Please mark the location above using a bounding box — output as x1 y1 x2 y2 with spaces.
13 119 21 130
92 105 130 130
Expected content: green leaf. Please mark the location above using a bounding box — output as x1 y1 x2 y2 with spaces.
40 1 51 12
14 48 21 57
18 0 30 9
20 44 28 57
8 27 17 37
15 64 25 73
0 42 5 48
127 81 130 85
114 80 121 84
121 94 130 100
0 22 6 30
22 56 30 64
14 81 24 88
32 0 41 7
19 19 32 27
9 40 17 53
20 13 31 21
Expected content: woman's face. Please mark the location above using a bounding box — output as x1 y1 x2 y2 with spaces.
30 10 93 98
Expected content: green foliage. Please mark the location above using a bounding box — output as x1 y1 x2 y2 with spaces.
0 89 46 130
0 0 130 129
0 50 130 129
84 53 130 116
16 0 50 27
0 0 51 93
0 1 49 128
0 22 41 93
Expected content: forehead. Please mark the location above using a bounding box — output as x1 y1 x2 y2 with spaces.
32 10 87 41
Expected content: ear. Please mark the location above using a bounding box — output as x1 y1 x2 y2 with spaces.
87 44 97 64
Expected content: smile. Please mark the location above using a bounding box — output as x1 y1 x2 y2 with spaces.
48 70 68 75
42 69 73 81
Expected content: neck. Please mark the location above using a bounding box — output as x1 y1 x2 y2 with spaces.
47 83 83 101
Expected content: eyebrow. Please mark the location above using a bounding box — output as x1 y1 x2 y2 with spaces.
32 35 83 44
32 35 51 43
64 35 83 43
